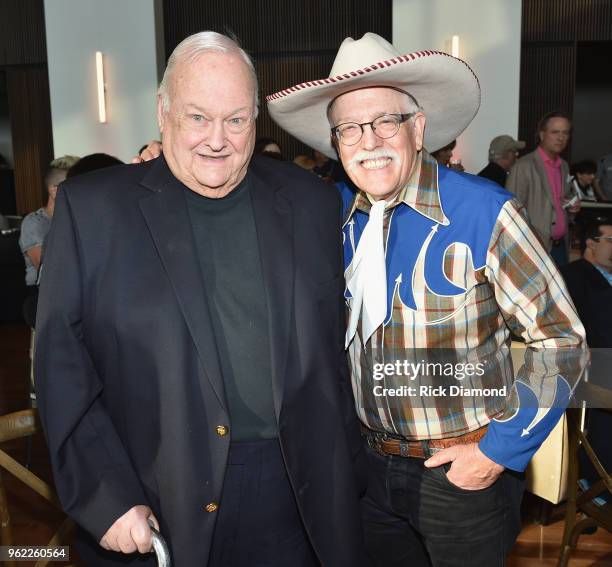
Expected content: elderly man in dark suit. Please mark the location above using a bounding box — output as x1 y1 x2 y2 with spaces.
35 31 367 567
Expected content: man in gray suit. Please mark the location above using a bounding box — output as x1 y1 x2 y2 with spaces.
506 111 580 266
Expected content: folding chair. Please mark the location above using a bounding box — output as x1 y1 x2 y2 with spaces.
0 409 75 567
557 403 612 567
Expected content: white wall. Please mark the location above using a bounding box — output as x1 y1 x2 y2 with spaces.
393 0 522 174
44 0 163 163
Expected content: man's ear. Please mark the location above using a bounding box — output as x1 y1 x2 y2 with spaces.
585 237 597 252
538 129 544 144
330 135 340 157
412 113 426 151
157 96 165 134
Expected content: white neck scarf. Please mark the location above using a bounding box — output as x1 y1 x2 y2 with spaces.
345 199 388 347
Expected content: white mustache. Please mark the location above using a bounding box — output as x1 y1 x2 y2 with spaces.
347 149 399 171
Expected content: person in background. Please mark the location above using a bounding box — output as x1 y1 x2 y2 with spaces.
19 152 121 293
18 155 79 325
312 148 349 182
597 148 612 201
65 152 123 179
478 135 525 187
560 218 612 347
293 154 316 171
560 218 612 505
431 139 464 171
253 136 284 159
570 160 608 202
506 111 580 266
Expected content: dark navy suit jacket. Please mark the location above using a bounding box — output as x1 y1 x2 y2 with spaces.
35 155 367 566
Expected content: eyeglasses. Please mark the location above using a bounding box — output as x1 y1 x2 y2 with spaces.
593 236 612 242
331 113 414 146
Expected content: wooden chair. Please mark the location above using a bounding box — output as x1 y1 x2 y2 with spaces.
557 403 612 567
0 409 75 567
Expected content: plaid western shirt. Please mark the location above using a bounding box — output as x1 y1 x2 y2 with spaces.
340 149 586 467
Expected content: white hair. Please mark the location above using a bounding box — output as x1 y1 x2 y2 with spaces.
158 31 259 117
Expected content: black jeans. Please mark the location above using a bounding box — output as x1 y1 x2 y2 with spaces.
208 438 318 567
361 445 524 567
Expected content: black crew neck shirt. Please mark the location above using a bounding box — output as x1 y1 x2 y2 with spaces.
184 175 277 441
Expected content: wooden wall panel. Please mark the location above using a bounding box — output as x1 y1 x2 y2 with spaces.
518 43 576 154
162 0 392 157
7 67 54 214
0 0 52 215
519 0 612 161
522 0 612 42
255 53 336 159
163 0 391 55
0 0 47 66
575 0 612 39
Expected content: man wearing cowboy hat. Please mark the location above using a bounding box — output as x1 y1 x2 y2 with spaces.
268 33 585 566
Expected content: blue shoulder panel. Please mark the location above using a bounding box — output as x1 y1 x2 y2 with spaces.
342 168 514 318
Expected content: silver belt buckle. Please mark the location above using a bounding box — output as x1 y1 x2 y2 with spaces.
426 443 442 457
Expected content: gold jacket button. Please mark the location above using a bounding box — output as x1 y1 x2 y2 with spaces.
216 425 228 436
205 502 218 513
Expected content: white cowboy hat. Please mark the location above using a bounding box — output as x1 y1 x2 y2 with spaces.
267 33 480 159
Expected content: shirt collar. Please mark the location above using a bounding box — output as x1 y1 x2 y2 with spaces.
537 146 562 168
593 262 612 286
342 149 450 227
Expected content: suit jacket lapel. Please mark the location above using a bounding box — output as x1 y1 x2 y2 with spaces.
249 161 294 420
138 156 227 409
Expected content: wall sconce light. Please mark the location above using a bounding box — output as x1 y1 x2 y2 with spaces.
451 35 460 58
96 51 107 123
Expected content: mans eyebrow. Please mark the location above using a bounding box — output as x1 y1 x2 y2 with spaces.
225 107 250 116
185 105 250 117
334 112 398 124
185 105 208 114
333 117 359 124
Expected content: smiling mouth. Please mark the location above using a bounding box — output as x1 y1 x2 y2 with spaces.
198 154 229 160
360 157 392 170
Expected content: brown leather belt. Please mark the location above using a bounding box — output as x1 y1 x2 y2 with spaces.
363 426 488 459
